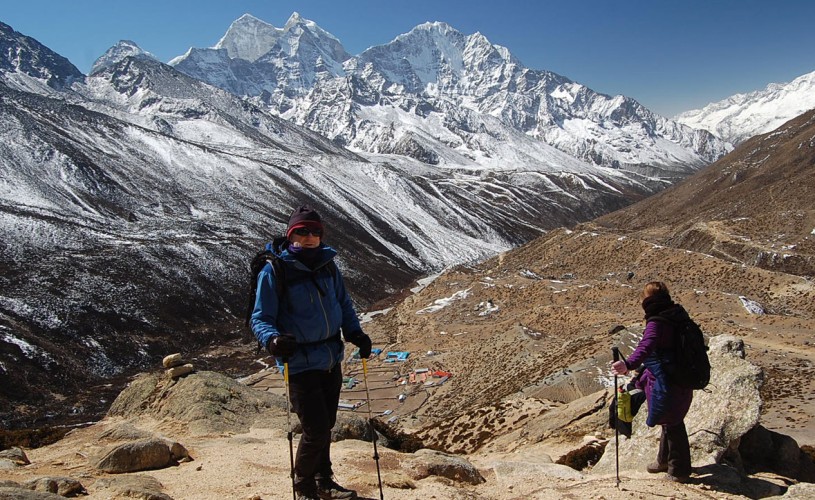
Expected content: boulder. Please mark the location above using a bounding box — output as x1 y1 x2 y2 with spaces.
23 477 86 497
0 487 64 499
592 334 763 475
489 460 583 497
92 438 185 473
331 413 391 447
166 364 194 379
92 475 173 500
162 353 183 368
739 425 815 481
107 371 286 435
0 448 30 466
784 483 815 498
402 448 485 485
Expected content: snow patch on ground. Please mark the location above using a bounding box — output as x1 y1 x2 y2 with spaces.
416 288 471 314
739 296 765 315
1 332 54 363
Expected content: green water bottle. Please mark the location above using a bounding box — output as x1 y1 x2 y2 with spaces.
617 386 633 423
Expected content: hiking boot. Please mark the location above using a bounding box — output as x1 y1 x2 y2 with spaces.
666 473 691 483
316 477 357 499
646 461 669 473
294 479 321 500
295 489 321 500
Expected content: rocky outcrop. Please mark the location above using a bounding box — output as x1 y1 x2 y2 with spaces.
0 448 29 469
92 438 189 474
107 371 286 435
402 449 485 485
22 477 86 497
739 425 815 482
162 353 194 380
0 487 64 499
592 334 764 475
92 475 173 500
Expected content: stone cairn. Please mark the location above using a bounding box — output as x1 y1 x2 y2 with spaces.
162 353 194 379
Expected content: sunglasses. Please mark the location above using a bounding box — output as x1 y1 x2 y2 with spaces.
293 227 323 237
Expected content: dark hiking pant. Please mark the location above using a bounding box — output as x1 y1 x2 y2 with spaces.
289 364 343 487
657 421 692 477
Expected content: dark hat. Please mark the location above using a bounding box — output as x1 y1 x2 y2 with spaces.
286 204 323 240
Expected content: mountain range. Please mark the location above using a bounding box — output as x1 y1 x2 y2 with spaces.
0 13 810 429
675 70 815 146
169 14 728 179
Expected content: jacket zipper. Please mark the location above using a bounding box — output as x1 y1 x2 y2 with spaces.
313 275 334 368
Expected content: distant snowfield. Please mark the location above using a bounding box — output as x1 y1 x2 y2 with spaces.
676 70 815 145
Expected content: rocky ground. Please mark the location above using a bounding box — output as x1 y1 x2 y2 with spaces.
1 222 814 499
3 112 814 498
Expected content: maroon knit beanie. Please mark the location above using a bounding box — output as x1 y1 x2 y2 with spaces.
286 205 324 240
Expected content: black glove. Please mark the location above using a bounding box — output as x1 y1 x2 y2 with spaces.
266 334 297 359
345 330 372 359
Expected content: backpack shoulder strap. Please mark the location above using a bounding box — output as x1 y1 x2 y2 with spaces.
245 248 290 326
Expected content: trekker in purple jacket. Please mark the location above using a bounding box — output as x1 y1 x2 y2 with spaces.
612 281 693 483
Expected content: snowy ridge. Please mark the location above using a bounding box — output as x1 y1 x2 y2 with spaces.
675 70 815 145
0 37 659 413
90 40 158 74
170 14 730 176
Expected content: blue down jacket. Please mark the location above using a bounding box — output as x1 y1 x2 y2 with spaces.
250 244 361 375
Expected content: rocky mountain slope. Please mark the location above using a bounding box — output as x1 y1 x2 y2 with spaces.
676 69 815 146
597 108 815 278
360 109 815 449
0 20 665 430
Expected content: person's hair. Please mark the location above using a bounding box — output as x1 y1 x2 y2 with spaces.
642 281 670 300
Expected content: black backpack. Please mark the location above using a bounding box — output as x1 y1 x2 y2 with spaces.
651 315 711 390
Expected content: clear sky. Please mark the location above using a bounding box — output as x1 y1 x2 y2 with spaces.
3 0 814 117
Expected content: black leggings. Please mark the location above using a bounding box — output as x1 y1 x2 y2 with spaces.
657 421 692 477
288 364 343 483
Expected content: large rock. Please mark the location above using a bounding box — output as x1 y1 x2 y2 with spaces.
107 371 286 435
592 334 763 475
0 448 30 468
739 425 815 481
0 487 64 499
489 459 583 497
23 477 85 497
402 449 485 485
784 483 815 498
92 475 173 500
92 438 186 473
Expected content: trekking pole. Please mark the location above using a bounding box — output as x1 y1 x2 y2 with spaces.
612 347 621 488
362 358 385 499
283 360 296 500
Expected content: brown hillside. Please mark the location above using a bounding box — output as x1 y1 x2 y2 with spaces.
361 110 815 453
596 109 815 276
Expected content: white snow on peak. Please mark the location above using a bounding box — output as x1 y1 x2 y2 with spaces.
675 69 815 145
284 11 343 44
90 40 158 74
214 13 283 61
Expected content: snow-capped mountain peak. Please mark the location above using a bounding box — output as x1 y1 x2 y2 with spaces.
0 21 83 90
674 69 815 145
90 40 158 75
214 13 283 62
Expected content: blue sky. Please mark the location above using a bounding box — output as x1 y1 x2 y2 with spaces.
3 0 814 117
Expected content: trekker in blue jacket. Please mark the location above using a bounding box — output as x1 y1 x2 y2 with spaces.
251 204 372 500
612 281 693 483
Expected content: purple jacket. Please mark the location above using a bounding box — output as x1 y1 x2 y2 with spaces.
626 305 693 426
